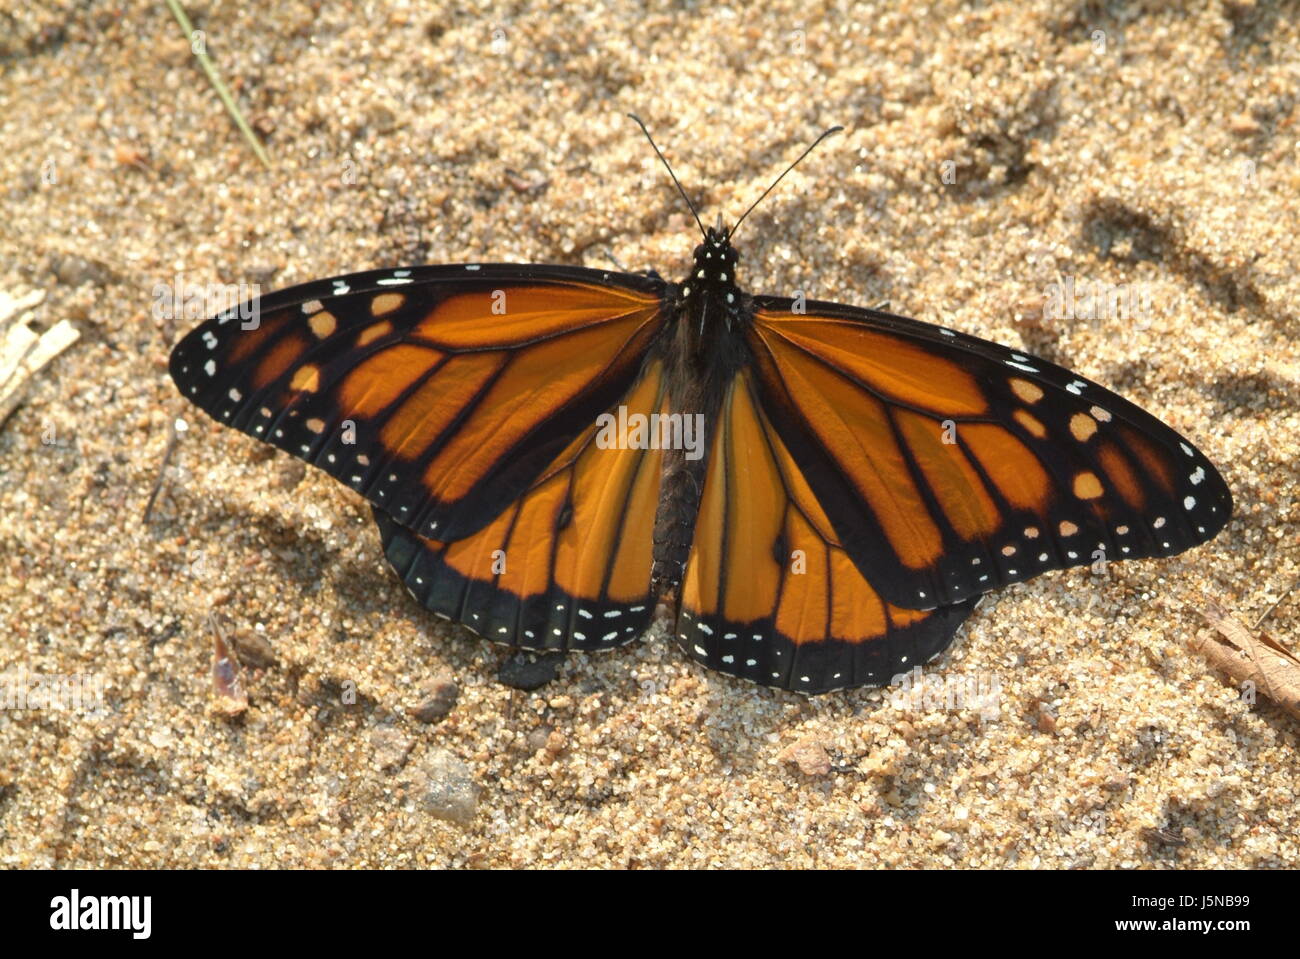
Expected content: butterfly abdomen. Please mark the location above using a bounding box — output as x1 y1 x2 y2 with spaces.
650 445 704 604
648 321 718 607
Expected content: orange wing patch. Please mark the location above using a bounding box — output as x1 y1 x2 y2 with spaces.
338 344 450 423
414 283 659 348
895 409 1000 541
959 423 1051 512
1120 425 1176 494
1097 442 1145 511
254 332 311 390
760 319 987 416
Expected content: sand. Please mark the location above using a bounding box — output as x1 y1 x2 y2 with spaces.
0 0 1297 868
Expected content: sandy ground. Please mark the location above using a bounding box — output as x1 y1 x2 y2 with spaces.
1 0 1297 868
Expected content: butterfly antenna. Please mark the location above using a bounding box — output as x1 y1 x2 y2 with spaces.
627 113 707 239
731 125 844 237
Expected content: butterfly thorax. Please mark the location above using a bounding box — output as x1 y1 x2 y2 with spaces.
665 226 751 388
680 225 746 338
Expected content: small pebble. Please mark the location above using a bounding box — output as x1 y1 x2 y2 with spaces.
408 675 459 723
406 749 480 825
370 727 412 771
778 738 832 777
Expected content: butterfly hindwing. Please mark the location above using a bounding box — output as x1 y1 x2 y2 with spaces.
744 297 1232 610
371 360 668 652
170 264 666 542
676 370 978 693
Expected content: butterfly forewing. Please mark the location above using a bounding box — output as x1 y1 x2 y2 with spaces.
745 297 1232 611
170 264 666 542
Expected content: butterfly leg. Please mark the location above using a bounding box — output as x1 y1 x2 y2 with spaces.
598 247 662 280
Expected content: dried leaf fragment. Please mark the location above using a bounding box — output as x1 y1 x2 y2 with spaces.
1193 602 1300 722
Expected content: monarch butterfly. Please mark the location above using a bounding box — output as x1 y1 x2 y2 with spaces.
169 117 1231 694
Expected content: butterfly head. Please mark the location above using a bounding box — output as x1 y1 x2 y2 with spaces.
686 222 740 296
